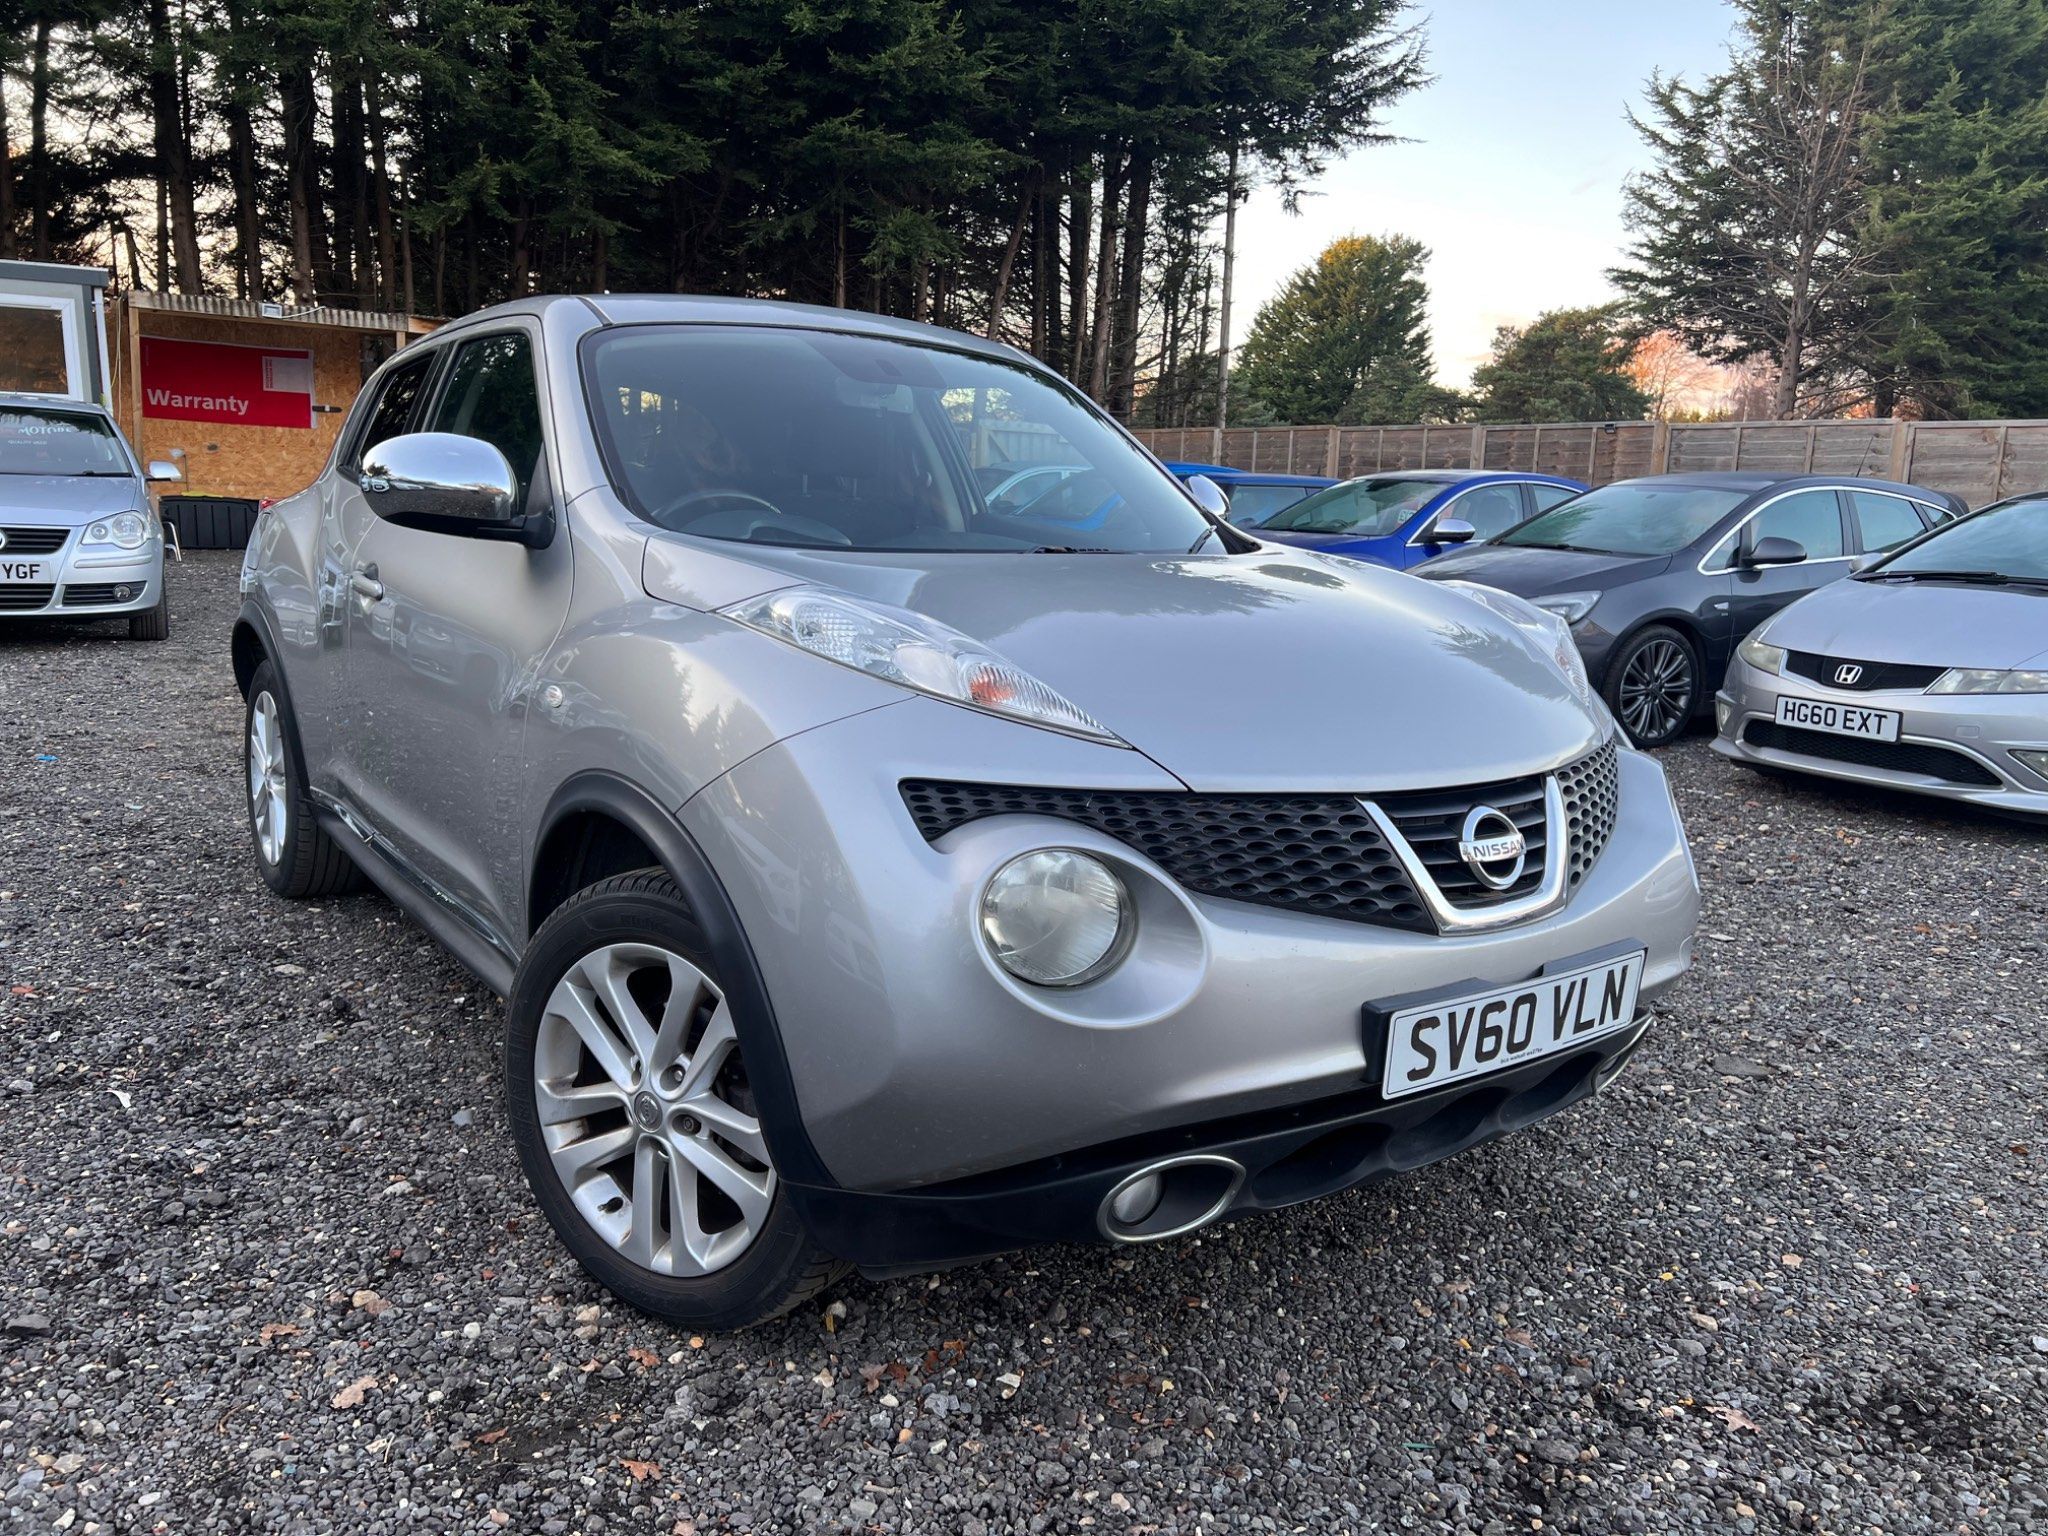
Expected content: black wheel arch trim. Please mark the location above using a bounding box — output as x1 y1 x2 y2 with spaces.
530 770 836 1189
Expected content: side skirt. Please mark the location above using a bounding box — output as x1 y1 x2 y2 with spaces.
312 793 519 997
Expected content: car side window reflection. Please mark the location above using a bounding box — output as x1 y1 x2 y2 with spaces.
1748 489 1845 560
1851 490 1929 552
426 332 546 507
350 353 433 471
1443 484 1526 540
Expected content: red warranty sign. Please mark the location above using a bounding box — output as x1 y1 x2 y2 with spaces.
140 337 315 429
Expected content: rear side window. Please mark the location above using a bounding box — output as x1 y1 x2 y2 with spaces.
427 332 546 505
1750 489 1846 559
1850 490 1929 552
1530 483 1578 512
351 352 433 469
1226 483 1310 526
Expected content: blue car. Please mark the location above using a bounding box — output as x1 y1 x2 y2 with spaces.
1162 461 1337 529
1253 470 1588 569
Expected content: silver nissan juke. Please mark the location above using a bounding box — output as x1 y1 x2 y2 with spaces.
1715 491 2048 817
234 296 1701 1327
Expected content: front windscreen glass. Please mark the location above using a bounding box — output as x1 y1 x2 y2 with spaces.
1259 477 1443 537
1496 483 1748 557
1872 496 2048 581
0 406 130 476
582 325 1218 553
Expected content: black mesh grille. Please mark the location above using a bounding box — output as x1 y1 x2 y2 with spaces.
1742 721 2001 786
0 526 68 555
1786 651 1946 692
899 781 1434 932
901 739 1623 932
0 583 54 611
1558 739 1621 888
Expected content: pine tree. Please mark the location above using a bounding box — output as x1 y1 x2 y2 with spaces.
1471 306 1652 423
1232 234 1434 424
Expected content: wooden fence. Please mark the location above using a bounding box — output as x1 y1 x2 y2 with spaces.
1132 418 2048 509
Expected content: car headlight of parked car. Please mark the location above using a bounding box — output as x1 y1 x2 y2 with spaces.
1737 631 1787 676
980 849 1132 987
722 586 1121 743
82 511 154 551
1927 668 2048 695
1439 581 1593 703
1527 590 1600 626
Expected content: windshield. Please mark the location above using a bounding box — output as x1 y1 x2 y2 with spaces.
583 325 1217 553
1497 482 1747 556
1260 477 1443 537
0 406 130 476
1870 495 2048 581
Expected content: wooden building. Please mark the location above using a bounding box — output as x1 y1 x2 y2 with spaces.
108 292 439 505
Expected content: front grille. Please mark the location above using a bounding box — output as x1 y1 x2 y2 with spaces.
901 740 1622 933
1742 721 2001 786
0 526 68 555
900 781 1434 932
61 582 139 606
1375 777 1548 906
0 583 55 611
1786 651 1946 692
1558 738 1621 888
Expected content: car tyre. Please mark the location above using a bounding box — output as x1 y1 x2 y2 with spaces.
1603 624 1700 749
129 586 170 641
244 660 366 897
506 869 845 1329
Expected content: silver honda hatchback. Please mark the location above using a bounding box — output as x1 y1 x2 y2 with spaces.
235 296 1701 1328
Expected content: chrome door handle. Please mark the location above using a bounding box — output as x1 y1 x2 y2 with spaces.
349 564 384 602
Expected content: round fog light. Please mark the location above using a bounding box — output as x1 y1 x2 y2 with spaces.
980 849 1130 987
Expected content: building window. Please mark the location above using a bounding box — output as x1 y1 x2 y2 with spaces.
0 302 72 395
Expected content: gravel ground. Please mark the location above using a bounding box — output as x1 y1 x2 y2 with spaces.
2 551 2045 1536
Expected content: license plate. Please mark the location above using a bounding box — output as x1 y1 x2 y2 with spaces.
0 559 44 583
1774 694 1900 742
1378 950 1645 1100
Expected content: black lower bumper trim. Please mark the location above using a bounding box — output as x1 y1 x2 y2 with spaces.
787 1017 1653 1276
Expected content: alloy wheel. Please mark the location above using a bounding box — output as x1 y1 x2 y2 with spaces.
1617 638 1694 743
248 691 288 865
533 942 774 1277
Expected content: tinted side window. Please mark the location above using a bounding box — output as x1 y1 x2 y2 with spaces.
426 332 545 504
1850 490 1929 552
1444 483 1527 540
1530 483 1578 512
1750 489 1845 559
351 353 433 469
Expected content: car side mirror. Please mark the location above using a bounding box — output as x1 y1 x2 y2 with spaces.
145 459 182 483
360 432 525 540
1429 517 1478 545
1744 535 1807 567
1184 473 1230 520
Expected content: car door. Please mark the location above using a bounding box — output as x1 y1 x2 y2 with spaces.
298 348 438 793
1719 487 1852 650
339 323 573 942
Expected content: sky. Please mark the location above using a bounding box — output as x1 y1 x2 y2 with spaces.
1230 0 1737 388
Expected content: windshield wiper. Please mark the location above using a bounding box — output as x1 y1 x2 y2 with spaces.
1865 569 2039 586
1028 544 1117 554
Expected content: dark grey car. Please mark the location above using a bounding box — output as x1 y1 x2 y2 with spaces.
1417 472 1968 747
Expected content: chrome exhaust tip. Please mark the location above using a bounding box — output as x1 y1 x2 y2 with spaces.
1096 1154 1246 1244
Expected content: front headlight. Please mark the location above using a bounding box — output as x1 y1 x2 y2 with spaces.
83 511 153 551
1528 590 1600 626
1927 668 2048 695
1439 580 1593 703
722 586 1121 744
980 849 1131 987
1737 631 1787 676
